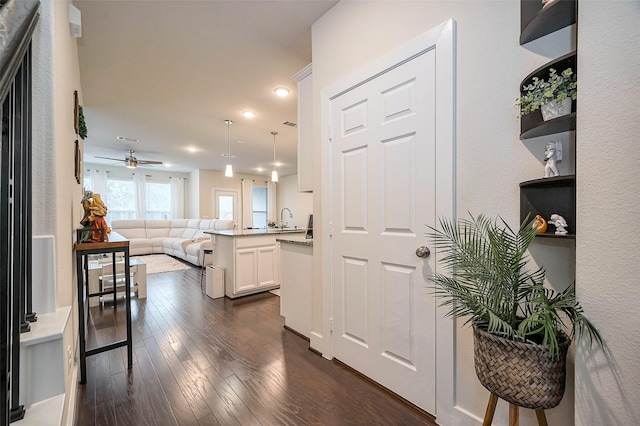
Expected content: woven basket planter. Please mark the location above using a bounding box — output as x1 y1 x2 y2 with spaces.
473 325 570 409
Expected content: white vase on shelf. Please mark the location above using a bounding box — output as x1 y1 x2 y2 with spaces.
541 98 572 121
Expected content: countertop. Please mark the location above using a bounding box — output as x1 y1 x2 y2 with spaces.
205 229 306 237
277 236 313 247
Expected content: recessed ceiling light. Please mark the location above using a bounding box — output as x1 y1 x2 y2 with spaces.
274 87 290 97
164 163 171 167
186 147 198 153
116 136 139 142
256 167 264 172
242 111 256 118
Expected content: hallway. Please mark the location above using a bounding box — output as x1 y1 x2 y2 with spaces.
74 264 435 425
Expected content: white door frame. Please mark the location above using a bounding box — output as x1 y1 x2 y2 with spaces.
319 19 456 423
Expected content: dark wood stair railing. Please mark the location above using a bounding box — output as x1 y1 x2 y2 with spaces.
0 0 41 423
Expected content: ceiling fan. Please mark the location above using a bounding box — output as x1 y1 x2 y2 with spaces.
95 150 163 169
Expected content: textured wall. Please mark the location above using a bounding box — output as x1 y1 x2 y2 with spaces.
32 0 56 237
31 1 84 424
575 1 640 425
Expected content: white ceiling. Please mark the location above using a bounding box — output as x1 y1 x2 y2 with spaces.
75 0 337 175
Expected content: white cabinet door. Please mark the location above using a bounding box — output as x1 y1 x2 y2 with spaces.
257 245 279 288
234 248 257 293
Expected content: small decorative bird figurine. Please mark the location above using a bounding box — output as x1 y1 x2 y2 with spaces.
532 214 547 234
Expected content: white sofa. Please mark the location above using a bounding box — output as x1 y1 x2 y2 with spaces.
110 219 235 266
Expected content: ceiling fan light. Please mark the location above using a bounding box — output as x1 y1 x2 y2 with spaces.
225 163 234 177
271 170 278 182
126 158 136 169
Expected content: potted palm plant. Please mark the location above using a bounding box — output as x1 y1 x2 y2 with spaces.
427 214 602 410
516 67 577 121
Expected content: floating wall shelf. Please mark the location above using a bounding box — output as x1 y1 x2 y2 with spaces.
520 0 577 45
519 52 576 140
520 175 576 239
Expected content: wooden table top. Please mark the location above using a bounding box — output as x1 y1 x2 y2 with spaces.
74 231 129 251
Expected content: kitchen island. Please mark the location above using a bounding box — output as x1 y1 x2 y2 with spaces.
205 229 305 298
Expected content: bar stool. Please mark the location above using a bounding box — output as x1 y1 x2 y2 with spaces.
200 248 213 291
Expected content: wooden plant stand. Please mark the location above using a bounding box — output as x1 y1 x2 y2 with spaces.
482 393 548 426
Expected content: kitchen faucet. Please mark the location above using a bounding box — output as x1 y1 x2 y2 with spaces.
280 207 293 228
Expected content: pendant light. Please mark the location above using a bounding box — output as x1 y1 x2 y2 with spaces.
271 131 279 182
224 119 233 177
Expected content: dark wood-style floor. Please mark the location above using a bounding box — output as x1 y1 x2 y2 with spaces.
75 262 436 425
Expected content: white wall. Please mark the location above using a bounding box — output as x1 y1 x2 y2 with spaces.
575 2 640 425
32 1 84 423
312 2 579 425
276 174 313 229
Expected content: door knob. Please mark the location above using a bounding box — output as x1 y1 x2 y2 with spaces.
415 246 431 259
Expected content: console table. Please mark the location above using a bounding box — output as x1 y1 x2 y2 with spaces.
74 231 132 383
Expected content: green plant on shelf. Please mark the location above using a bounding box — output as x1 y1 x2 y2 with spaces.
516 67 577 118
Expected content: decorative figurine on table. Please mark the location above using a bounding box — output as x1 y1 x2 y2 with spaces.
532 214 548 234
80 191 111 242
544 141 561 178
548 214 568 235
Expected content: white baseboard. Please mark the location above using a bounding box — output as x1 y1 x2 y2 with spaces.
451 405 484 426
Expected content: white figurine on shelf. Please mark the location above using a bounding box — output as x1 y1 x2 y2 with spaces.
544 142 561 178
548 214 568 235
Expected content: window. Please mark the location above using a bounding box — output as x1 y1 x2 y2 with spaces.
252 186 267 229
105 179 135 223
146 182 171 220
84 175 174 224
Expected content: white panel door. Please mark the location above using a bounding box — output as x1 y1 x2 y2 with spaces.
330 49 437 412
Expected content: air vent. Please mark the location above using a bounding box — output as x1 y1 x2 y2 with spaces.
116 136 139 142
282 121 297 127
